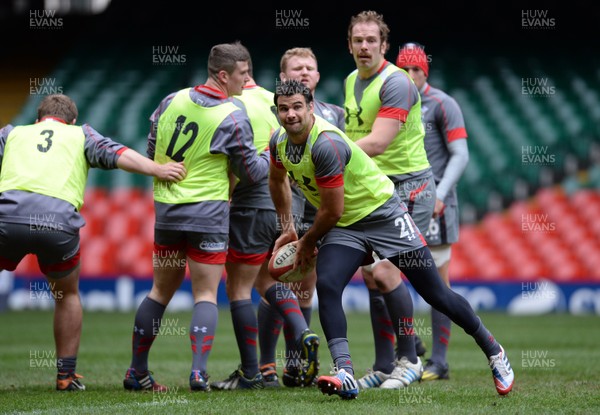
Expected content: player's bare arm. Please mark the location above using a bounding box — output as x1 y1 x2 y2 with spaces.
353 117 399 156
116 149 186 182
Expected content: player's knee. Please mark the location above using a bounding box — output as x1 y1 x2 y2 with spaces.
254 278 274 298
372 270 400 292
315 276 341 300
39 261 79 280
373 277 389 292
46 279 79 299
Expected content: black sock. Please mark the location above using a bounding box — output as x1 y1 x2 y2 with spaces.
300 306 312 327
383 284 417 364
57 356 76 375
230 299 258 378
257 300 283 367
471 317 501 357
368 289 395 373
328 338 353 376
264 284 307 341
430 307 451 364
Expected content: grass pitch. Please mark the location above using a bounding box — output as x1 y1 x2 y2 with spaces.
1 309 599 414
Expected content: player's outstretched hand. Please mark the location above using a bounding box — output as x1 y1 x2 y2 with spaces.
156 161 187 182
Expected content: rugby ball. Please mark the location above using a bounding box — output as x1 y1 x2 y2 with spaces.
268 242 304 283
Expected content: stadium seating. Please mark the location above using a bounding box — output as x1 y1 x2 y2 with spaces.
12 181 600 283
7 49 600 283
450 185 600 281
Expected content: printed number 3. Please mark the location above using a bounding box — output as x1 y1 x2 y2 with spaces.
37 130 53 153
395 213 416 240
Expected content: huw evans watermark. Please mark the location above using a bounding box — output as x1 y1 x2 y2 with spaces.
397 248 434 269
152 318 187 336
153 181 185 199
153 250 187 269
276 349 304 368
399 317 432 337
521 281 558 300
30 281 62 301
152 387 188 404
398 386 432 404
30 349 61 368
30 78 63 95
275 281 311 301
30 10 63 29
521 145 556 165
521 350 556 369
520 213 556 233
152 46 187 65
398 178 435 204
29 213 64 233
275 10 309 29
276 213 309 234
521 10 556 29
521 78 556 97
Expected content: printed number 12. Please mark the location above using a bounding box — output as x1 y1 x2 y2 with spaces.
166 115 199 162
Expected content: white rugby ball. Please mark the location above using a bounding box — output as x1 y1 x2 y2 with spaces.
268 242 304 283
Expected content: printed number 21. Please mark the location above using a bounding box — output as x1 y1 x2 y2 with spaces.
166 115 199 162
395 213 416 240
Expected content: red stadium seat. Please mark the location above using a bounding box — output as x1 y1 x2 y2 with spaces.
473 188 600 281
104 211 141 244
127 196 152 218
80 237 118 276
464 239 511 280
79 213 104 242
478 260 513 280
571 189 598 209
83 187 109 207
570 191 600 234
128 258 154 278
583 255 600 280
448 250 479 280
551 260 588 282
111 187 144 211
140 214 155 243
81 189 114 226
508 200 539 224
536 187 568 207
135 191 156 241
117 237 153 278
14 254 42 276
572 241 600 279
